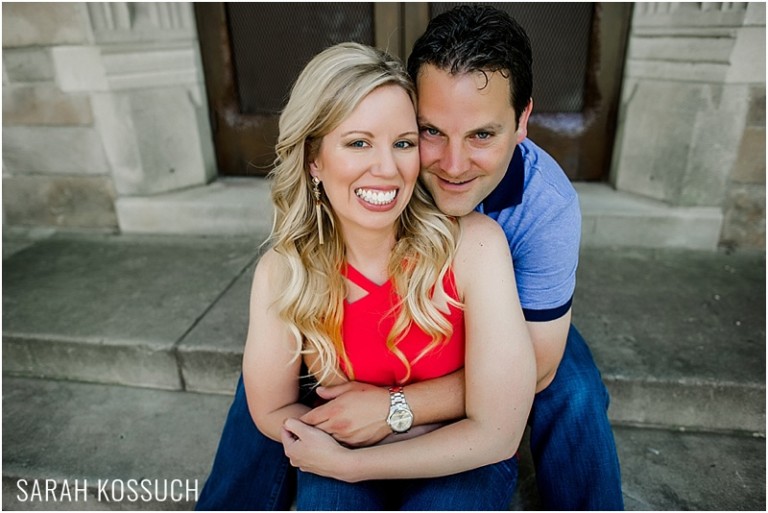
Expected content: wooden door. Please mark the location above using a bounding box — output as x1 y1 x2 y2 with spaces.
196 3 630 181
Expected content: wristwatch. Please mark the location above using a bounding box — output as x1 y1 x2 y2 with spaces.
386 386 414 434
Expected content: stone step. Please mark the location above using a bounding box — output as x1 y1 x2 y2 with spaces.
574 247 766 434
2 377 224 511
2 377 764 511
115 179 725 250
3 234 765 434
115 179 274 237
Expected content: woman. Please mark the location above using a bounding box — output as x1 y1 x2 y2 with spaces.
243 42 536 510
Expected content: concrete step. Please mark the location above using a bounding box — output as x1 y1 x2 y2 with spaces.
574 183 723 250
115 179 724 250
3 233 263 392
115 178 274 237
2 376 764 511
2 377 225 511
574 247 766 434
3 233 764 434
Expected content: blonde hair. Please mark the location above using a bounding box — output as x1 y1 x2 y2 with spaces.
268 42 461 384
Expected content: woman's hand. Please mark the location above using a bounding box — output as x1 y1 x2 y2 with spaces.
281 418 356 482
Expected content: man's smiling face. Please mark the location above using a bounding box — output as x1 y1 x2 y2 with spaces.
416 64 531 216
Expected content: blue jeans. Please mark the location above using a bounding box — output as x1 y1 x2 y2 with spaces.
196 325 623 510
195 375 295 510
297 457 518 510
529 326 624 510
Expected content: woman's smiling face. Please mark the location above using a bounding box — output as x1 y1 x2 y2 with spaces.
309 84 420 239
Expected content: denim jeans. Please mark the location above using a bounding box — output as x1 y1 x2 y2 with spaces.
529 325 624 510
196 325 623 510
297 457 518 510
195 375 296 510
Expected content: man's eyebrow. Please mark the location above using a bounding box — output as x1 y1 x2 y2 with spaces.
471 123 504 133
416 121 505 134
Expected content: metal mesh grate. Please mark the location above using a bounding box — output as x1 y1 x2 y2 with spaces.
227 3 375 115
430 3 593 113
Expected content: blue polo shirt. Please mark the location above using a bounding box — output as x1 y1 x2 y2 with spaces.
476 138 580 322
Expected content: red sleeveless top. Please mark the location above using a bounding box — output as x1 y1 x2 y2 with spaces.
340 264 465 386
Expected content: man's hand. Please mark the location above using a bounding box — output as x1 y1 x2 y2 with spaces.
300 382 391 447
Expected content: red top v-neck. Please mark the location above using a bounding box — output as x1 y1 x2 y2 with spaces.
340 263 465 386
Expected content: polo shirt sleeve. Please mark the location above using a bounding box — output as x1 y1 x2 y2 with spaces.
512 186 581 323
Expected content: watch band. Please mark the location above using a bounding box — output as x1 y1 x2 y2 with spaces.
387 386 414 434
389 386 408 409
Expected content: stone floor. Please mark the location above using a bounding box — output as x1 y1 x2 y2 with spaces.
2 230 765 510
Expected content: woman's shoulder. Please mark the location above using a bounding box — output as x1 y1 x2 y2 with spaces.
252 248 285 293
453 212 513 286
457 212 509 252
255 247 281 273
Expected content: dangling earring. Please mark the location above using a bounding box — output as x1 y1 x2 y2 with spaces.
312 176 324 245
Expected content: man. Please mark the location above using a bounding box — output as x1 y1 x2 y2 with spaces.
197 5 623 510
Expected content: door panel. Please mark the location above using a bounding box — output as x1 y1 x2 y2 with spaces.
196 3 378 176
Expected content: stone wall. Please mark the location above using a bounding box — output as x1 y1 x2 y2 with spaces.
3 3 765 249
2 2 214 230
611 2 765 249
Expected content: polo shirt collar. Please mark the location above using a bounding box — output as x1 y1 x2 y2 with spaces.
480 144 524 214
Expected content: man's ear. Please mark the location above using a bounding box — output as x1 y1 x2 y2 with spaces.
515 98 533 144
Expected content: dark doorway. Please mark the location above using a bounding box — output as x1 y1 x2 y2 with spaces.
196 3 630 180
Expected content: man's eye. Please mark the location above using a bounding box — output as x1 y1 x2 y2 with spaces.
421 127 440 136
475 131 492 140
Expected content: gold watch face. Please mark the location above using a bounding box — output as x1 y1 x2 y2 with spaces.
389 408 413 432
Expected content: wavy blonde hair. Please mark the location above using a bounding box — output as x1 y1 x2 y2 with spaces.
268 42 462 385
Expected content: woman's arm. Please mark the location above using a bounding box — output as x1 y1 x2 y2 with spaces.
282 213 537 481
242 249 310 442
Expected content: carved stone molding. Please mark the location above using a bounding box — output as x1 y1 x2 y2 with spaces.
87 3 195 43
635 3 748 15
625 2 764 82
633 2 749 28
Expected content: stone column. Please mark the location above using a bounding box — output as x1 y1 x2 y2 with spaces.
87 2 215 197
611 3 765 247
2 3 215 230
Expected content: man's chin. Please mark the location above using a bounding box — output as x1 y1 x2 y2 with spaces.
433 198 476 217
422 180 479 216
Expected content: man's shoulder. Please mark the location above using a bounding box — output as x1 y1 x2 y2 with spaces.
518 138 577 205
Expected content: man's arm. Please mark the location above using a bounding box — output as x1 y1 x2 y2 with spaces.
300 370 465 447
301 310 570 446
528 309 571 393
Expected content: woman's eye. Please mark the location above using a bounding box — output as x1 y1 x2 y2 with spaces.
394 140 416 149
349 140 369 148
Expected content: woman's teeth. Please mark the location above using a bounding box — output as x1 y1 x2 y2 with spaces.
355 188 397 205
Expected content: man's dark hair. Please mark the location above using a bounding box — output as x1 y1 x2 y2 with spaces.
407 4 533 124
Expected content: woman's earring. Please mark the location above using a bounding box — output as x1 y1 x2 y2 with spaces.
312 176 324 245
